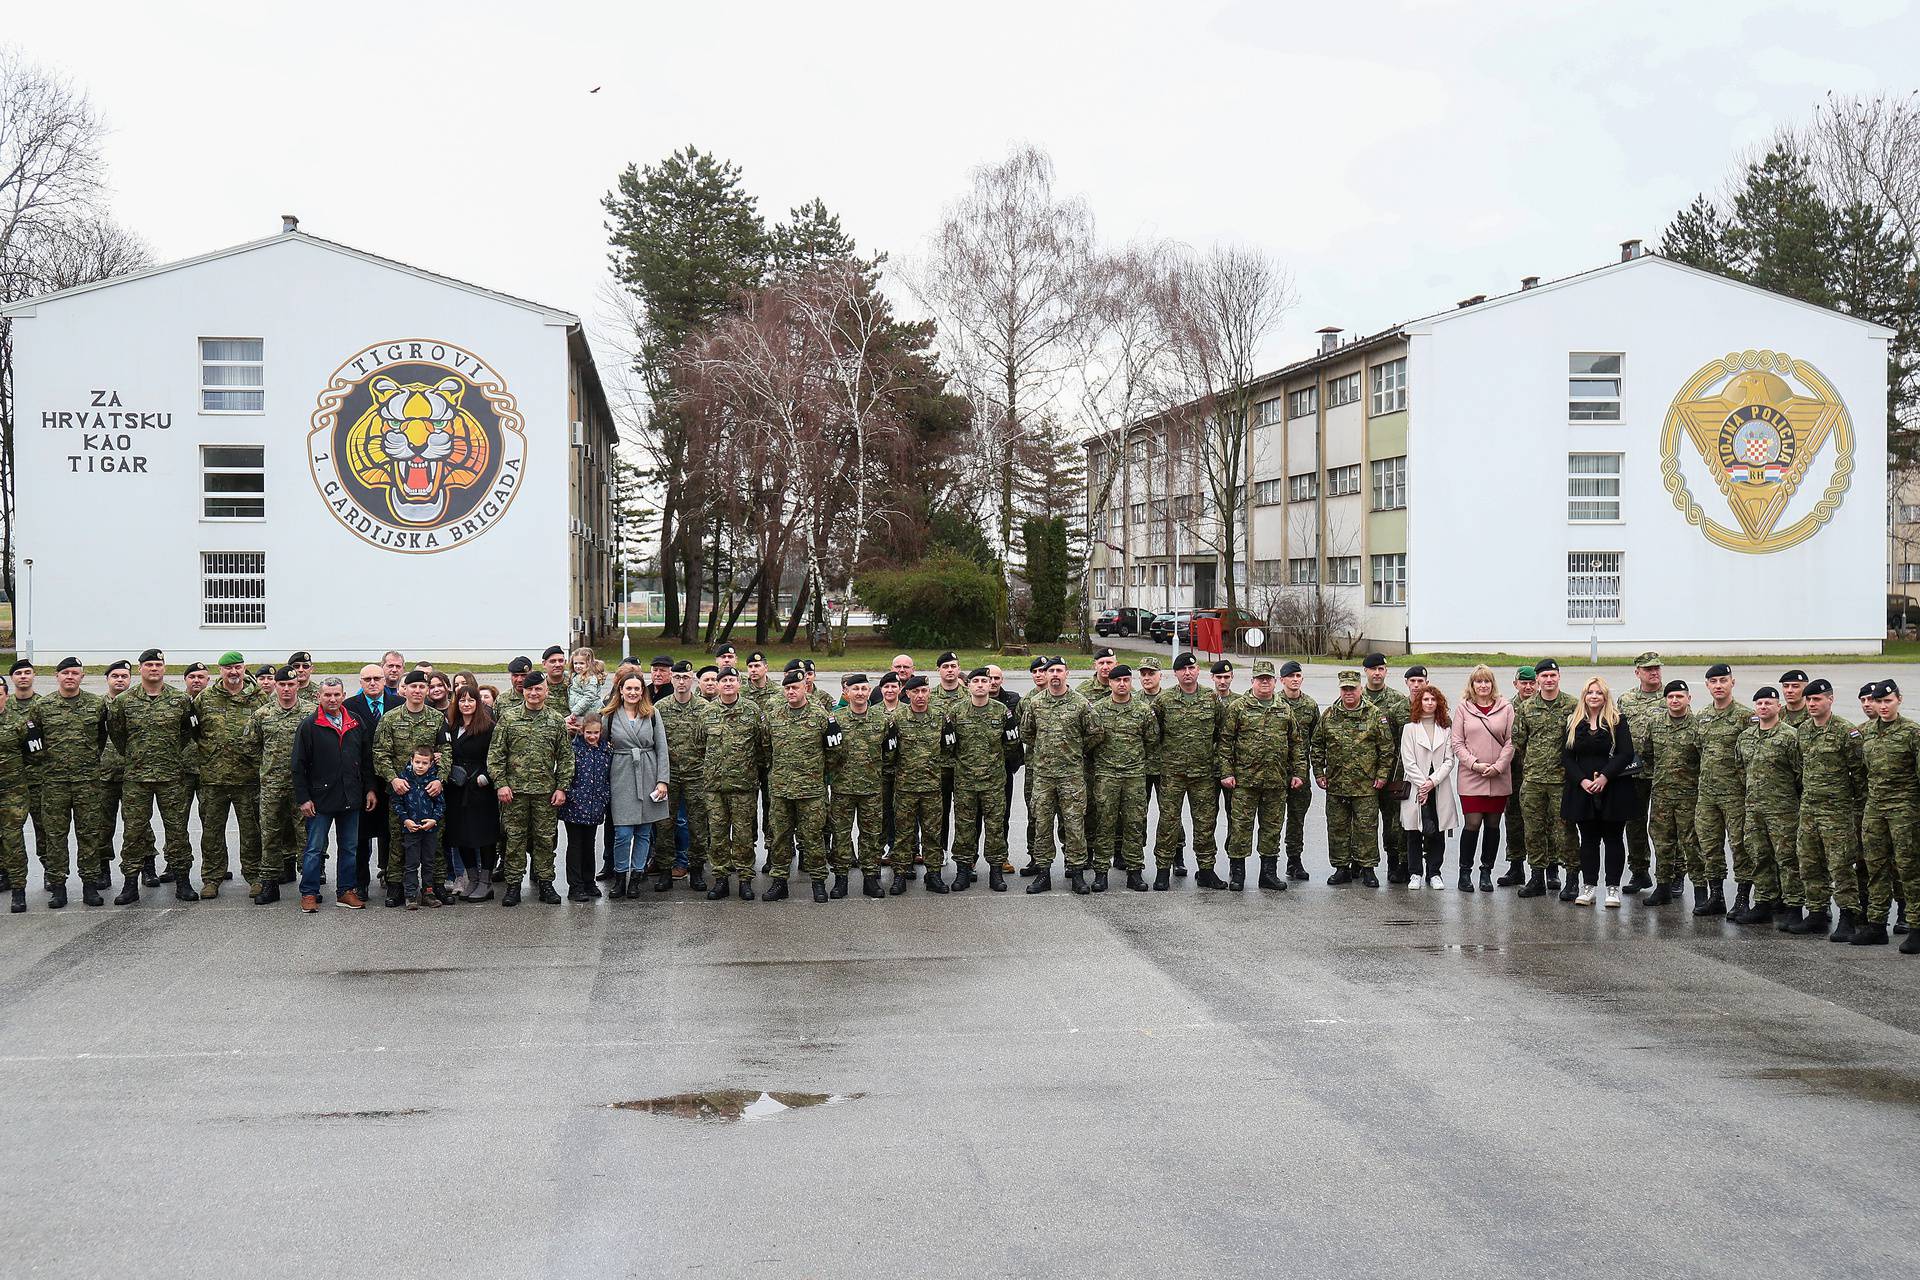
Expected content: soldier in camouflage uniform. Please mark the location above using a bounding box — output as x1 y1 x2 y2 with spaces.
1152 652 1227 889
486 671 573 905
1778 669 1811 728
108 648 198 903
1020 657 1104 894
0 673 36 913
247 667 308 906
31 657 106 906
1642 680 1702 907
1734 685 1801 927
1497 666 1537 886
1128 657 1165 871
375 670 450 906
741 652 778 855
181 663 211 869
1692 663 1751 919
1087 664 1158 893
1854 680 1920 949
1218 658 1309 893
828 673 888 899
700 670 765 899
194 653 266 898
1511 659 1579 898
1016 659 1048 874
1360 654 1413 881
96 661 131 884
1793 679 1865 939
8 661 49 894
1314 670 1394 885
948 668 1014 893
288 652 320 710
763 670 834 902
1617 652 1666 894
654 661 709 891
1277 660 1319 881
1076 648 1114 860
1210 660 1237 828
889 676 945 894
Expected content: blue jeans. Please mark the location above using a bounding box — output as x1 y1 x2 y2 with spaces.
611 823 654 874
303 809 360 898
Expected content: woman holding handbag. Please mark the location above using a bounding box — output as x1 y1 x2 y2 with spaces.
1450 664 1515 892
1399 687 1462 890
1561 676 1636 908
445 686 501 901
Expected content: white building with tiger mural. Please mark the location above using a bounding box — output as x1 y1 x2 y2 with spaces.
3 218 618 664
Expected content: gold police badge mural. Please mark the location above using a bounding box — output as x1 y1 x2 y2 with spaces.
308 339 526 553
1659 349 1853 554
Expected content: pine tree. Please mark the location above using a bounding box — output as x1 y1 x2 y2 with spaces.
1661 194 1736 275
1727 145 1836 306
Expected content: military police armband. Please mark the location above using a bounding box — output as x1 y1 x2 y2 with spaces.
883 724 900 757
185 702 202 735
823 718 843 750
24 718 45 755
1002 718 1021 747
940 717 958 750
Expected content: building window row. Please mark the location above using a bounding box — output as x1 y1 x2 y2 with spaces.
1254 478 1284 507
1326 463 1362 497
1287 472 1318 503
1287 387 1317 419
1327 373 1362 408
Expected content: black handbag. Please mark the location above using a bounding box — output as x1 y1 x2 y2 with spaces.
447 764 471 788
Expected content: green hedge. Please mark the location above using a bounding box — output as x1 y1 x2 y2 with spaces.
856 552 1002 650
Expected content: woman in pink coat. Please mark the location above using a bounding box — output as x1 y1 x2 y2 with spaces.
1450 663 1515 893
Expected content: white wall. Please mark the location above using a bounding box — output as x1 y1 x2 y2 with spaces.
10 235 574 663
1405 258 1889 654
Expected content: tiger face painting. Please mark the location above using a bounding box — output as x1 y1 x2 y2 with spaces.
346 375 491 524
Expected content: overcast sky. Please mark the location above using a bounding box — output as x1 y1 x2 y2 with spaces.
10 0 1917 394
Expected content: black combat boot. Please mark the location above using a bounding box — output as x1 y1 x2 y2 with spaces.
1646 881 1674 906
1900 929 1920 955
1774 904 1802 932
606 873 626 901
1228 859 1247 891
862 872 883 899
831 873 849 900
923 871 947 894
8 888 23 913
385 883 405 909
1497 860 1525 888
739 877 757 900
1791 908 1829 935
1327 867 1353 885
1518 869 1547 899
1258 857 1285 891
253 881 279 906
1091 870 1108 893
1173 861 1188 878
1735 895 1775 926
1195 865 1229 889
1126 869 1148 891
141 857 162 888
951 864 973 892
1693 883 1726 916
687 864 708 891
1152 867 1170 891
1287 858 1309 882
174 876 198 902
1024 869 1052 894
706 876 731 901
989 866 1007 892
1624 868 1653 895
1829 908 1855 943
1068 869 1089 895
811 879 829 903
1850 919 1889 946
647 864 666 892
502 883 521 906
1558 872 1579 903
82 881 104 907
114 875 140 906
1728 882 1752 920
537 881 562 905
889 871 911 896
47 884 67 909
765 877 790 902
1545 866 1562 893
1360 868 1381 888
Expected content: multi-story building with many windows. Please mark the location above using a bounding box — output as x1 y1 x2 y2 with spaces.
1087 241 1891 655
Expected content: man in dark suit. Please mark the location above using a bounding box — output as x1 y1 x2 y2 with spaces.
345 663 403 893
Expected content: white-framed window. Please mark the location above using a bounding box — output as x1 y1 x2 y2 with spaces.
1255 398 1283 427
1254 478 1284 506
1898 504 1920 524
1326 373 1362 408
1900 564 1920 584
1151 563 1168 588
1568 452 1622 522
1570 352 1623 422
201 445 265 519
1178 563 1195 587
1287 472 1318 503
1369 358 1407 415
1326 463 1361 497
201 551 266 626
1108 508 1124 541
1370 456 1407 510
1330 556 1362 586
1093 569 1107 591
1370 553 1406 606
1131 564 1147 587
1288 387 1318 419
1253 559 1283 586
1129 501 1146 525
200 338 264 413
1567 551 1623 623
1288 557 1318 585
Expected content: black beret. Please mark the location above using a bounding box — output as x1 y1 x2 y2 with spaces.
651 655 674 669
782 670 806 686
1663 680 1689 695
842 672 869 686
938 651 959 665
1860 682 1879 699
876 672 899 687
784 659 804 672
8 658 31 674
1278 660 1302 677
671 660 693 674
747 651 767 664
1804 678 1833 697
717 667 740 680
1534 658 1559 673
287 651 311 664
1043 657 1068 671
967 667 991 680
1108 664 1132 680
56 657 82 672
104 660 130 675
276 665 297 682
507 656 532 674
1405 665 1428 679
139 648 164 664
1028 657 1046 672
696 665 719 678
402 670 429 686
1780 669 1809 683
1876 679 1901 698
542 646 565 660
1704 663 1732 679
1362 652 1387 668
183 662 207 675
902 674 929 691
1754 686 1781 701
714 643 736 657
620 656 640 667
1093 647 1115 661
255 664 276 679
803 659 816 673
1209 660 1233 675
1172 652 1197 670
521 671 546 688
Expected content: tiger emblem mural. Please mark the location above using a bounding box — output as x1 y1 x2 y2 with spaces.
309 339 527 554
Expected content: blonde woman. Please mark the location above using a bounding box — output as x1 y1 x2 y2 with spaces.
1450 664 1514 892
1560 676 1636 907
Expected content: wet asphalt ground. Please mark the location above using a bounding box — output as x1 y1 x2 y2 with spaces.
4 662 1919 1277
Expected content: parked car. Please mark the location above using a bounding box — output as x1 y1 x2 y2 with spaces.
1153 607 1269 646
1095 606 1156 637
1149 610 1192 644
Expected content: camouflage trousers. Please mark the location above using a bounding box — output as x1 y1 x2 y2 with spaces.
1090 775 1148 872
1744 807 1800 907
35 778 108 884
952 784 1007 869
259 782 301 879
1625 777 1653 876
1153 773 1219 871
1504 782 1528 866
200 781 263 886
1226 783 1288 862
1797 804 1856 913
768 796 827 880
1282 784 1312 862
1861 801 1916 925
893 789 941 870
1649 786 1700 885
1324 793 1378 869
97 778 123 872
1376 789 1406 869
1028 773 1087 874
655 777 708 872
705 789 758 879
120 779 193 878
1694 792 1746 884
0 785 27 886
829 790 881 875
500 794 560 884
1519 786 1575 873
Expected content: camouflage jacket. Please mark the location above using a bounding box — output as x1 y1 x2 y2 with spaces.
1512 692 1580 790
1089 695 1157 780
1313 700 1395 796
194 679 266 785
1643 712 1701 799
108 684 194 784
0 695 33 789
828 703 889 797
1617 688 1665 770
1154 686 1223 778
766 700 832 800
1781 703 1811 729
700 697 764 793
1020 689 1104 780
740 679 779 720
1797 717 1866 814
657 694 709 780
485 704 575 795
1218 693 1308 789
1362 685 1412 780
1694 701 1755 802
891 706 946 793
950 699 1010 791
248 701 308 787
30 690 105 784
1859 715 1920 808
1736 722 1802 815
1281 690 1319 763
374 705 449 788
928 682 969 726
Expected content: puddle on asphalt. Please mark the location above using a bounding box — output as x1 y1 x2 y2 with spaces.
325 967 464 977
1746 1067 1920 1109
606 1089 864 1122
308 1108 434 1120
1413 943 1509 954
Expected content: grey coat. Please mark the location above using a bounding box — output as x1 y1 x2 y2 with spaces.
608 708 671 826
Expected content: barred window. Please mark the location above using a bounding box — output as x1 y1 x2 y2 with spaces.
1567 551 1622 623
202 552 266 626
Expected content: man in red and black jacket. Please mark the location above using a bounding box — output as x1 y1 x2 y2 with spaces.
290 675 377 911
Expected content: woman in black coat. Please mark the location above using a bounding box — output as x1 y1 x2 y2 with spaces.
1560 676 1636 907
445 687 502 901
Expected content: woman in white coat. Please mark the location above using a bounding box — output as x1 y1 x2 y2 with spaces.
1400 686 1462 890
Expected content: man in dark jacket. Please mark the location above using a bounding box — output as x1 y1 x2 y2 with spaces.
344 663 403 894
291 675 376 912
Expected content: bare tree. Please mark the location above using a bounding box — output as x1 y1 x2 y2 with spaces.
912 144 1093 641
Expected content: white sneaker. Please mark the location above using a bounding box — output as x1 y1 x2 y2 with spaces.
1574 882 1597 906
1427 874 1445 890
1604 885 1622 908
1407 876 1422 890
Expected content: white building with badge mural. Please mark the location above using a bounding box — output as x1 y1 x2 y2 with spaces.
1086 241 1892 656
3 218 618 664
